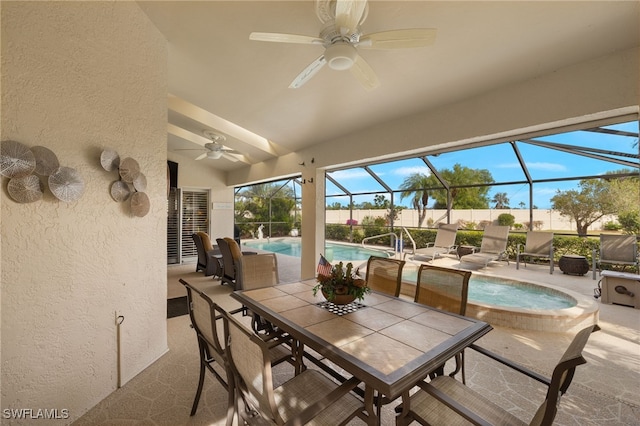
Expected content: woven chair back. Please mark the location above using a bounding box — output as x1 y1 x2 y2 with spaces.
225 311 283 423
179 279 226 365
365 256 405 297
600 234 637 262
415 265 471 315
238 253 279 291
479 225 509 254
530 325 595 425
524 231 553 255
433 223 458 248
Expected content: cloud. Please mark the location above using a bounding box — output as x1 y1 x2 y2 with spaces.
392 166 431 176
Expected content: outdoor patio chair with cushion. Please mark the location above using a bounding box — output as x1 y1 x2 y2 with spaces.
414 264 471 383
192 233 222 277
410 223 458 262
516 231 555 274
592 234 639 280
365 256 406 297
459 225 510 268
179 279 296 420
397 324 598 426
216 237 257 288
223 310 366 425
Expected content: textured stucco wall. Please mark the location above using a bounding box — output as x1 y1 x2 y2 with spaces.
1 2 168 423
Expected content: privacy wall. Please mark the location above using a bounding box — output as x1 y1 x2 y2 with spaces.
1 2 167 423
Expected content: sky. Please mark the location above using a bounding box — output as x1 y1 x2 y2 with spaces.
325 120 639 210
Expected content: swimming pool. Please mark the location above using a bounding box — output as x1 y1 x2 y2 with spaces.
242 238 390 261
242 237 598 331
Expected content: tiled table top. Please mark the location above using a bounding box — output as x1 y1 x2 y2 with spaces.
232 279 492 399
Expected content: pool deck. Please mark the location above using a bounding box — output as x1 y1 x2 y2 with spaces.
81 249 639 425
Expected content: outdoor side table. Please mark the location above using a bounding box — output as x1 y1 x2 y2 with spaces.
559 254 590 276
457 245 475 259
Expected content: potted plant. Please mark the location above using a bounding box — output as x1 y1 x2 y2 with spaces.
313 261 370 304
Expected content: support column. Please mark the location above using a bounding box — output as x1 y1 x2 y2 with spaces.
301 168 326 280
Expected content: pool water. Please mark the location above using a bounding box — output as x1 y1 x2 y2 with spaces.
243 238 389 261
402 269 575 310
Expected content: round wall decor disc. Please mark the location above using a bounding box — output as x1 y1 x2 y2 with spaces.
110 180 131 202
49 167 85 202
119 157 140 183
8 175 43 203
0 140 36 178
32 146 60 176
100 149 120 171
130 192 150 217
133 172 147 192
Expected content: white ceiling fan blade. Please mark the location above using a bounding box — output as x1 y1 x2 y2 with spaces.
350 54 379 91
335 0 368 35
195 153 207 161
358 28 437 49
289 55 327 89
250 32 323 45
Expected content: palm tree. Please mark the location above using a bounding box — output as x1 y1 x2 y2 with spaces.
399 173 438 228
492 192 510 209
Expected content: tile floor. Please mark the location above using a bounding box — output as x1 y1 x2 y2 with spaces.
74 252 640 425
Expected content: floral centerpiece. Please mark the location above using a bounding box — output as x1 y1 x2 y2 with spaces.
313 261 370 304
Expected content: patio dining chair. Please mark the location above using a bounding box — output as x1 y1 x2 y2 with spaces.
398 324 597 426
414 264 471 383
365 256 406 297
410 223 458 262
592 234 639 280
516 231 555 274
223 310 366 425
178 279 296 419
236 253 289 340
459 225 510 268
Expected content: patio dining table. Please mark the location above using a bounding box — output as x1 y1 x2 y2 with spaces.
231 279 492 425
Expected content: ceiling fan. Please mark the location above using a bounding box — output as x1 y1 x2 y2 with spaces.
175 130 240 161
249 0 437 90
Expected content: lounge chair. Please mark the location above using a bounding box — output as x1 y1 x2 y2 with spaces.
398 324 597 426
592 234 639 280
516 231 555 274
459 225 510 268
410 223 458 262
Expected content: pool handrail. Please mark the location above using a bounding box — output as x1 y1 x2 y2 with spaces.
360 228 417 258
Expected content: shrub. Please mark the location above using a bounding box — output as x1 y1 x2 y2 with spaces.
603 221 622 231
497 213 515 227
619 210 640 234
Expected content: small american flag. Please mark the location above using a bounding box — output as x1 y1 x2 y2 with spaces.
317 254 332 276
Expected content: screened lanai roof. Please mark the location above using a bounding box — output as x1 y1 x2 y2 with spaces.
326 119 639 210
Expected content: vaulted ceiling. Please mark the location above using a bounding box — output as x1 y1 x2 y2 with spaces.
139 1 639 172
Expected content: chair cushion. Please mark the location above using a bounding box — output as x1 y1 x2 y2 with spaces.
224 237 242 260
197 232 214 252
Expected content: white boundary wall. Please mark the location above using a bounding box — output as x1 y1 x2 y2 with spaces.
326 209 619 232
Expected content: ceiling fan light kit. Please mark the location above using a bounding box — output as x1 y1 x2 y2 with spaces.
325 42 357 70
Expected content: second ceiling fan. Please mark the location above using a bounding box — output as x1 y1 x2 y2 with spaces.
250 0 437 90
